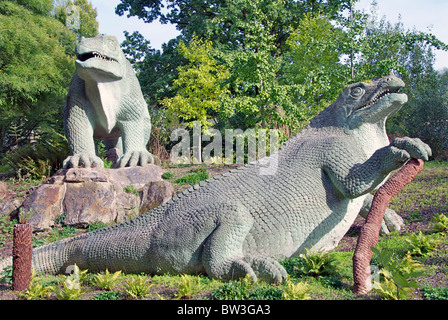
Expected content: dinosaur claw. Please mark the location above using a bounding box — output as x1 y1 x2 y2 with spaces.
117 150 157 167
63 154 104 169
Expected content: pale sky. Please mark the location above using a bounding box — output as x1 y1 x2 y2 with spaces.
89 0 448 70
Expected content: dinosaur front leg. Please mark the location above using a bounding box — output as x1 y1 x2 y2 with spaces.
201 203 287 283
324 137 431 199
117 120 156 167
63 103 104 168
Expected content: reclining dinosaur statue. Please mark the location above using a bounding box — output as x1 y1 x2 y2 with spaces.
0 74 431 283
63 34 156 168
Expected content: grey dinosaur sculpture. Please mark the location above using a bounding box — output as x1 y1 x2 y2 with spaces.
0 74 431 283
63 34 155 168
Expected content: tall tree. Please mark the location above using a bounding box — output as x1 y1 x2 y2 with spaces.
54 0 99 40
0 0 98 158
0 1 76 153
160 37 230 129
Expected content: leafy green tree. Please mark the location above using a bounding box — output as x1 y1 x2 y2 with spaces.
121 32 186 106
283 13 348 123
0 1 76 154
160 37 230 129
54 0 99 40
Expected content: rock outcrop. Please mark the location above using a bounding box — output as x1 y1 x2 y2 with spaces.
20 165 173 231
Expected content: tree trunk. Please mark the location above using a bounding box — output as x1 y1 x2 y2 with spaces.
12 223 33 291
352 159 424 294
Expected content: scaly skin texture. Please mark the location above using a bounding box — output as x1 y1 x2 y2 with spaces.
0 74 431 283
63 34 155 168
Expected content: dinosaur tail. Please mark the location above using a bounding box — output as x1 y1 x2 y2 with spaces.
0 233 89 275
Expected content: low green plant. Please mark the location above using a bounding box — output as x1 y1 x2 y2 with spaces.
4 133 69 180
102 158 114 169
92 291 124 300
54 213 66 225
124 185 139 196
32 237 47 248
211 274 282 300
211 275 255 300
50 265 89 300
421 286 448 300
296 248 339 277
18 270 52 300
175 274 204 299
0 266 13 285
405 231 440 257
46 225 79 243
88 221 109 232
18 208 34 224
281 278 311 300
371 247 424 300
431 213 448 234
161 172 174 180
92 269 122 291
0 215 16 249
124 275 152 299
174 167 209 185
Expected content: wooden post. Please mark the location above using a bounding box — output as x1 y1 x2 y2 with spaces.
353 159 424 294
12 223 33 291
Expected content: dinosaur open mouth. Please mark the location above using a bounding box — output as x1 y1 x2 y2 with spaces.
77 52 117 63
357 87 403 110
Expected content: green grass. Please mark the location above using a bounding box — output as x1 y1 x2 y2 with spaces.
174 167 210 185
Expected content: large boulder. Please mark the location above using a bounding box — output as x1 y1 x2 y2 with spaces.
22 165 174 231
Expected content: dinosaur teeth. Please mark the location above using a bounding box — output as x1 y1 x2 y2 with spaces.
92 51 113 62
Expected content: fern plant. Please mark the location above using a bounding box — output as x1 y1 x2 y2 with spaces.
50 265 89 300
406 231 440 257
281 278 311 300
18 270 52 300
92 269 122 291
125 275 152 299
431 213 448 234
175 274 205 299
297 248 339 277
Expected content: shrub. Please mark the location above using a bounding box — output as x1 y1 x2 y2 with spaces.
371 248 424 300
3 131 69 180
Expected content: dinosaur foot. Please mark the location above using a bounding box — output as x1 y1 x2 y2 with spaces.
63 153 104 168
218 256 288 283
117 150 160 167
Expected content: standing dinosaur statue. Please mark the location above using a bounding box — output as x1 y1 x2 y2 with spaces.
63 34 156 168
0 74 431 283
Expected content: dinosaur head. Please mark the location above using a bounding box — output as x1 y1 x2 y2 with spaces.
75 34 125 81
310 73 408 131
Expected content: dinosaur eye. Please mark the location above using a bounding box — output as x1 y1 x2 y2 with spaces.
350 86 365 98
107 39 116 50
